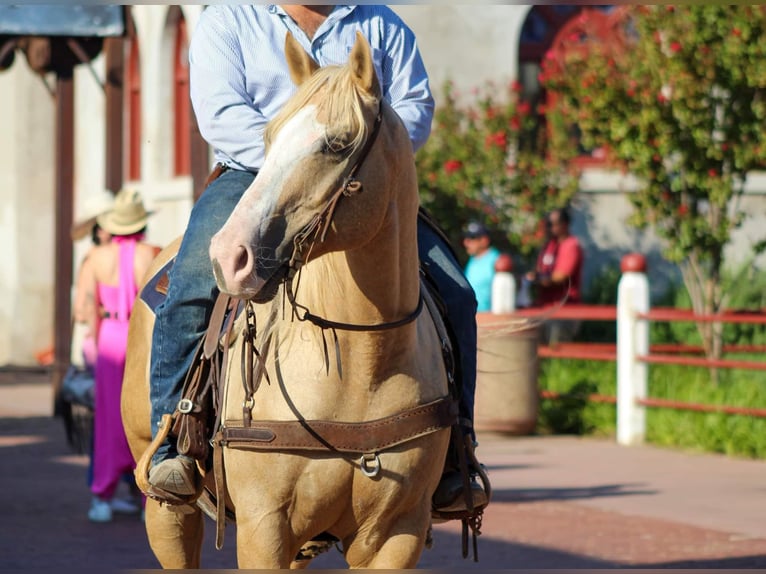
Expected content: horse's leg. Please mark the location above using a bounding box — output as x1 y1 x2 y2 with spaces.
235 514 296 569
145 500 204 568
288 558 313 570
343 508 431 569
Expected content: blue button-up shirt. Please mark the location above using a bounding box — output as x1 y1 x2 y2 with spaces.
189 5 434 172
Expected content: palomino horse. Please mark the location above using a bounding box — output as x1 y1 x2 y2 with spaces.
122 32 454 568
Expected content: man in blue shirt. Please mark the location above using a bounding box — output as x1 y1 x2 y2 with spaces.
463 221 501 312
148 5 486 514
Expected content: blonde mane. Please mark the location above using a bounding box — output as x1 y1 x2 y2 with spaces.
264 63 372 158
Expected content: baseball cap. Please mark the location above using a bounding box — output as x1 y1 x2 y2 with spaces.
463 221 489 239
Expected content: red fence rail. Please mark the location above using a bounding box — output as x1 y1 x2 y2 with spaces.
508 302 766 424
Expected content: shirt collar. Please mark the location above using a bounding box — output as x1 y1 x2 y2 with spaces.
267 5 356 17
268 5 356 47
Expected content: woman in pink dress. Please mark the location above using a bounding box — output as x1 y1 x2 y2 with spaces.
80 189 159 522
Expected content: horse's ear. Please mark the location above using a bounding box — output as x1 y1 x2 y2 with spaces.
349 31 381 99
285 31 319 86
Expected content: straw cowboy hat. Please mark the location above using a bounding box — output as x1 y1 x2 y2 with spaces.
97 188 151 236
70 189 116 241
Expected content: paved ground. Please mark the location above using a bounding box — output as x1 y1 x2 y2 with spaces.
1 368 765 569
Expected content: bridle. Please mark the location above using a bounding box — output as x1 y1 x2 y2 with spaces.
281 98 424 335
289 103 383 251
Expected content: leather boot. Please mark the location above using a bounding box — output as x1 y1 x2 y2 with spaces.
147 455 198 496
432 427 491 515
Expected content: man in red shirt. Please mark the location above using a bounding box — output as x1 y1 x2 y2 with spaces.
525 207 584 342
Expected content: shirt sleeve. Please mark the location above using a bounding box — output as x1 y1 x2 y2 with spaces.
553 238 583 278
379 13 434 152
189 8 266 171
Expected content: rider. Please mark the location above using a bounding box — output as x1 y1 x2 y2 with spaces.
147 4 487 514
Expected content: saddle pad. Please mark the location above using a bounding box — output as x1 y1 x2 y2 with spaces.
139 257 176 313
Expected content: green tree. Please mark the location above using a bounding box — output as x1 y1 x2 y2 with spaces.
416 79 580 267
541 5 766 360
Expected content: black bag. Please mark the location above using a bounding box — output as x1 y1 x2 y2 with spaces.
56 365 95 455
60 365 95 410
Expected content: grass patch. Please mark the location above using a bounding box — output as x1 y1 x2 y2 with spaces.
537 358 766 459
532 260 766 458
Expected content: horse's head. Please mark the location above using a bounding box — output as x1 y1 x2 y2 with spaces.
210 31 411 302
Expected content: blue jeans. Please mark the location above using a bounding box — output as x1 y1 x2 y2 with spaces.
150 169 256 461
149 168 478 459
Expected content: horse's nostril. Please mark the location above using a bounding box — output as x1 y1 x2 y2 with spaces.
234 245 250 275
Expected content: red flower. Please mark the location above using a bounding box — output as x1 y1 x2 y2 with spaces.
670 42 682 53
517 101 531 116
732 28 742 37
708 168 718 177
443 160 462 174
678 205 688 216
510 80 522 93
509 116 521 130
485 131 507 149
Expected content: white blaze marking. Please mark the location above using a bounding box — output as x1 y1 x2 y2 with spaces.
236 105 325 233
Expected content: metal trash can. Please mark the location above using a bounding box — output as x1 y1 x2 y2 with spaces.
474 313 540 435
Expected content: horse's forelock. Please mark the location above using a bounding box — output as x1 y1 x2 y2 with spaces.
264 64 370 156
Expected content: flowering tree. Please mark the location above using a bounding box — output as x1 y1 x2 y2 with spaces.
416 79 580 266
541 5 766 359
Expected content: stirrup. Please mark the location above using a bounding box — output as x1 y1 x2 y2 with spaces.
135 413 201 506
431 427 491 522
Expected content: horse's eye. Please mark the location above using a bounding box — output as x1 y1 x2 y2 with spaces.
322 133 351 156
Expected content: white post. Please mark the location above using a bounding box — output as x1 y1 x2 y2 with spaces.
616 254 649 446
491 254 516 314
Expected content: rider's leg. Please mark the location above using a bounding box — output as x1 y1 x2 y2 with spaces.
416 219 488 513
148 169 256 493
416 220 477 432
